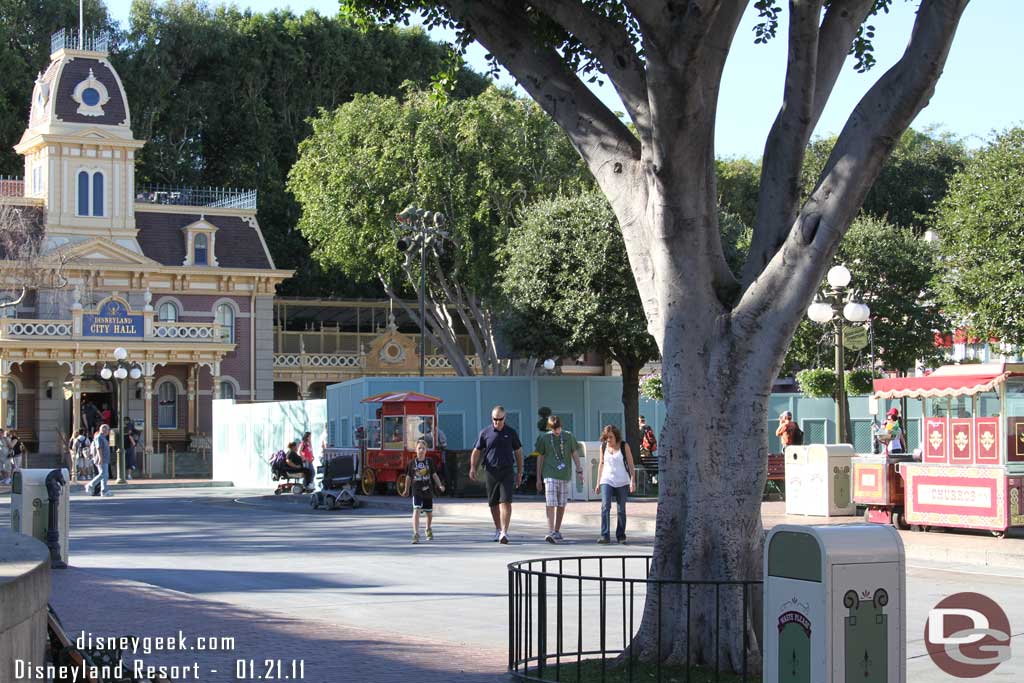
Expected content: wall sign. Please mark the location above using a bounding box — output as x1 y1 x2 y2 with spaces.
82 299 143 338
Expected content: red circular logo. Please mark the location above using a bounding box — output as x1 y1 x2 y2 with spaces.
925 592 1011 678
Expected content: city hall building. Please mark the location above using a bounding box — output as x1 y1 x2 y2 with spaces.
0 30 290 457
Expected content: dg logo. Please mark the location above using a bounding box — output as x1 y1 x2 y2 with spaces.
925 592 1012 678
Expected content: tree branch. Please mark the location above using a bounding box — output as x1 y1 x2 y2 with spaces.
446 0 642 175
528 0 651 137
742 0 875 286
736 0 970 352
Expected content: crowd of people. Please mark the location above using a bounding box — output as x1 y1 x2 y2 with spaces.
68 401 142 498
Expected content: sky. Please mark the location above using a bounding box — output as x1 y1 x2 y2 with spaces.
105 0 1022 159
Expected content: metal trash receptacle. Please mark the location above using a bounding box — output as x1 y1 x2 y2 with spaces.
764 524 905 683
785 444 856 516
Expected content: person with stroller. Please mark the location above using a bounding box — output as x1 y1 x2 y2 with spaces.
409 438 445 543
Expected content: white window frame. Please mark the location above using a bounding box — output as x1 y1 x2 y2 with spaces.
157 301 179 323
156 379 179 429
215 301 237 344
76 169 104 217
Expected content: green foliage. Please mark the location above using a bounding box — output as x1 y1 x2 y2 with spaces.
639 373 663 401
845 368 879 396
716 158 761 230
934 128 1024 345
499 190 658 368
113 0 487 296
289 86 588 302
784 214 946 374
796 368 837 399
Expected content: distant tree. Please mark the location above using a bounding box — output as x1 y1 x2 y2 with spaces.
116 0 487 296
715 158 761 230
0 203 66 310
934 127 1024 345
501 191 659 450
289 87 589 374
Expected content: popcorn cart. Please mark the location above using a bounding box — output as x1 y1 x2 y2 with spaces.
359 391 443 496
860 363 1024 537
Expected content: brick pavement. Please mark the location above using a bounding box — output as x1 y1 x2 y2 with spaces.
49 567 509 683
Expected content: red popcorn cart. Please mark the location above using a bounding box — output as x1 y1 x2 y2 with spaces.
359 391 443 496
860 363 1024 537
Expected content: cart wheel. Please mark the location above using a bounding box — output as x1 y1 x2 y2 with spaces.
991 529 1007 539
291 484 304 495
309 494 319 509
361 468 377 496
396 474 411 498
274 488 282 495
327 495 339 511
891 511 910 531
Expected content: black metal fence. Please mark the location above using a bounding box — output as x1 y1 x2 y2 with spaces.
508 555 762 683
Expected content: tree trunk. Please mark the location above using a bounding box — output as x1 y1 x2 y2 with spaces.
629 319 773 675
617 358 642 455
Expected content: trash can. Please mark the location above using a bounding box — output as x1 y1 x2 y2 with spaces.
570 442 601 501
764 524 905 683
10 468 70 567
784 444 856 516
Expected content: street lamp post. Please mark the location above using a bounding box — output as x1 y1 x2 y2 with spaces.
100 347 142 483
395 206 450 377
807 265 870 445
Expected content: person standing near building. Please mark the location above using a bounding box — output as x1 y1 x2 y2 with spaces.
775 411 801 447
300 431 316 491
595 425 636 544
638 416 657 458
535 415 583 543
87 424 113 497
123 417 138 480
470 406 523 544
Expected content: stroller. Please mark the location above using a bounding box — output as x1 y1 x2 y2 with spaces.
310 447 361 510
270 450 310 495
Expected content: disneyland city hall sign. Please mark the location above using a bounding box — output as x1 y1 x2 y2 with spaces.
83 300 144 338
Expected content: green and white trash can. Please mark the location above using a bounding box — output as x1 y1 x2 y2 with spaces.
764 524 905 683
784 444 856 516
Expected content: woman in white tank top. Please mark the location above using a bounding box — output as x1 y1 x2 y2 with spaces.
595 424 636 544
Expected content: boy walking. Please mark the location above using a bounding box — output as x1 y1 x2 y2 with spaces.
535 415 583 543
409 438 445 543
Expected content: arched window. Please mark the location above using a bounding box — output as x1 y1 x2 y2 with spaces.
77 171 89 216
92 172 104 216
216 303 235 344
157 382 177 429
4 380 15 429
157 301 179 322
219 381 235 400
194 233 208 265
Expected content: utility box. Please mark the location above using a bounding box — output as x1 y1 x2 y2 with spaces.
570 442 601 501
784 444 856 516
10 468 70 566
764 524 905 683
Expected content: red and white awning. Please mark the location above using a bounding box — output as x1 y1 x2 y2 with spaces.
873 367 1013 399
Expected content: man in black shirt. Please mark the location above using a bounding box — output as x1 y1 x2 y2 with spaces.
470 405 523 544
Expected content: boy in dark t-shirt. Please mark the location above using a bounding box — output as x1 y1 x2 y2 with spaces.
409 438 445 543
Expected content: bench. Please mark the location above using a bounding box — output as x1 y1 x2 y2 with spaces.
765 453 785 499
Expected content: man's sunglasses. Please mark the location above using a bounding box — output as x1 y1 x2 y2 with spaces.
492 417 505 422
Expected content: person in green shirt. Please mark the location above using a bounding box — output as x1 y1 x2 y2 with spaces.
535 415 583 543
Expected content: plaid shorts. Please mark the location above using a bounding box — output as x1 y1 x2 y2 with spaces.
544 478 570 507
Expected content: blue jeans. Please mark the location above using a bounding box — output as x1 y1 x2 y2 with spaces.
89 459 110 494
600 484 628 541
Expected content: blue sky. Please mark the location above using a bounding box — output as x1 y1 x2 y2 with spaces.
105 0 1021 158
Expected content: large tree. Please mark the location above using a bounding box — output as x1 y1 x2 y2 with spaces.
934 127 1024 345
501 190 660 451
288 87 589 374
116 0 487 296
344 0 968 671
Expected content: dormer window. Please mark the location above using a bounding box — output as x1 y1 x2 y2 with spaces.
181 219 219 267
194 233 209 265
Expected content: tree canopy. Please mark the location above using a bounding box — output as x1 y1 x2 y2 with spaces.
934 127 1024 345
288 86 589 373
500 190 659 447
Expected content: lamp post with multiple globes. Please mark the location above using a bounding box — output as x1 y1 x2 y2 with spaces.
100 347 142 483
806 265 870 445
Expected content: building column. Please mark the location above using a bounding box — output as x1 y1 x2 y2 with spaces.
71 373 82 434
0 360 8 430
143 374 154 456
187 365 197 433
211 360 222 401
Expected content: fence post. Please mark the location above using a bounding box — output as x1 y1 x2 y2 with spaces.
538 570 547 678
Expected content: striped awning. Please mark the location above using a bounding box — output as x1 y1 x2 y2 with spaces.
873 372 1010 399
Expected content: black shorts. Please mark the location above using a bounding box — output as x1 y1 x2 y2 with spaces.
413 494 433 511
485 467 515 506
